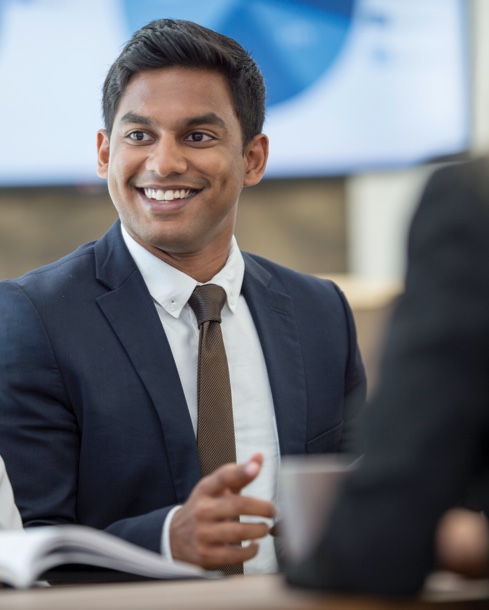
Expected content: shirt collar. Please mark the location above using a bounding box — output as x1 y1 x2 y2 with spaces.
120 224 244 318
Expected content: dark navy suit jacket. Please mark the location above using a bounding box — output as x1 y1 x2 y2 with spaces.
0 221 365 552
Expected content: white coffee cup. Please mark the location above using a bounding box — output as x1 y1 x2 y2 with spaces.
277 454 360 563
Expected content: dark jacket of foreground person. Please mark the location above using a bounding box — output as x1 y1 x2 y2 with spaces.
287 158 489 595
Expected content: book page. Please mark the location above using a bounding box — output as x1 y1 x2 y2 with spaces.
0 526 208 589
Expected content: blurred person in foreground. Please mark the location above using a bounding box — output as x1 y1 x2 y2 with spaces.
286 157 489 595
0 18 365 573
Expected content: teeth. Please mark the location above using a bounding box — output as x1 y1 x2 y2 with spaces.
143 188 193 201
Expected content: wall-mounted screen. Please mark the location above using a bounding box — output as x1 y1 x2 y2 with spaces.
0 0 470 186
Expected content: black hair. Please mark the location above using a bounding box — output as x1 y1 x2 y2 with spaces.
102 18 266 147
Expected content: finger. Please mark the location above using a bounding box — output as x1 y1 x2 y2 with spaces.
198 520 271 545
198 541 260 570
247 453 264 467
208 495 276 521
199 455 264 497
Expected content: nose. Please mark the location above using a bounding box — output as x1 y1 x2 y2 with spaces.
146 135 188 176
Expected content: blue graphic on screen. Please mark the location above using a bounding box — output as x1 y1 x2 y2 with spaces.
122 0 355 107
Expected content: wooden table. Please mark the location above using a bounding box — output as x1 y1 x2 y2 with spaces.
0 574 488 610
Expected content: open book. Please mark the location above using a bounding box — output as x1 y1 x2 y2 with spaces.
0 525 210 589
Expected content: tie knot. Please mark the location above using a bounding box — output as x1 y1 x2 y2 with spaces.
188 284 226 326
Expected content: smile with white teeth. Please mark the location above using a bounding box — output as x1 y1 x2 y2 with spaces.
143 188 194 201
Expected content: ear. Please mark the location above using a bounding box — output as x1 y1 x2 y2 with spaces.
243 133 269 187
96 129 110 179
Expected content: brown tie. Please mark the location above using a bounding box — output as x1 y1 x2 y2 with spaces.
188 284 243 575
188 284 237 475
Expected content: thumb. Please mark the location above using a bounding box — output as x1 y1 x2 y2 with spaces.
203 453 264 496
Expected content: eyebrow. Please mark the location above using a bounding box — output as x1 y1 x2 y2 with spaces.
119 112 154 126
118 111 227 130
185 113 226 129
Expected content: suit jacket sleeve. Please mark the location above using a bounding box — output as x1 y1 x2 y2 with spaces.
286 159 489 595
0 280 173 553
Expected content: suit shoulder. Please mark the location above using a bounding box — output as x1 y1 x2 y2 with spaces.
0 240 97 297
426 158 489 200
414 158 489 231
243 252 345 301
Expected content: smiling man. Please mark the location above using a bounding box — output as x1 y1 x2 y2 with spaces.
0 19 365 573
97 67 263 282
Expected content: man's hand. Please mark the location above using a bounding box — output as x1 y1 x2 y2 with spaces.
170 453 276 569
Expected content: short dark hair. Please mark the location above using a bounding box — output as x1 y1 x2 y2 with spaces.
102 18 266 147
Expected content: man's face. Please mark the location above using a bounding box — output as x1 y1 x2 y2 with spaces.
97 67 268 267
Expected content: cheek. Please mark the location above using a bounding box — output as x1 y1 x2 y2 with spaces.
108 147 142 183
107 156 131 204
210 153 246 187
107 172 131 205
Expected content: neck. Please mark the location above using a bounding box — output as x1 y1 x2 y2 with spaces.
121 223 233 283
147 243 230 283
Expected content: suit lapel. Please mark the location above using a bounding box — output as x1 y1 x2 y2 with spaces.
242 254 307 456
93 223 200 501
90 227 307 496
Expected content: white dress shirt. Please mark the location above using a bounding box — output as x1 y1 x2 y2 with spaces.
121 226 280 573
0 456 22 530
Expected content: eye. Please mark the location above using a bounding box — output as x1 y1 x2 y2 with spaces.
185 132 214 143
127 131 152 142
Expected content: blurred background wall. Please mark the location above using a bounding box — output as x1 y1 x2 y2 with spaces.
0 0 486 393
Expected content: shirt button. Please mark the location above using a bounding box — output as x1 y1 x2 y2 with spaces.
170 302 177 312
